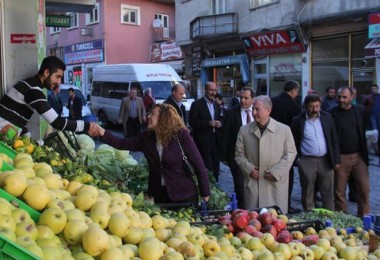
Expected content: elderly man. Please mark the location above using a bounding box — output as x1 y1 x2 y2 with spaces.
235 95 297 213
221 87 255 209
164 83 187 125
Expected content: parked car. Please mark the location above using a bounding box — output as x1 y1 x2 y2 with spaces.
49 84 93 119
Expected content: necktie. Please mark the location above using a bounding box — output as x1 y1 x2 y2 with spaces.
246 109 251 124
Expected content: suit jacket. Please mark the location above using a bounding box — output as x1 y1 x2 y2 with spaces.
271 92 302 126
67 96 82 119
164 95 187 126
290 111 341 168
221 105 242 162
101 128 211 201
228 96 240 109
119 97 146 125
189 97 221 153
328 105 369 165
235 118 297 213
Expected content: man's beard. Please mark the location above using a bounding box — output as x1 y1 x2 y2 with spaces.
43 76 54 90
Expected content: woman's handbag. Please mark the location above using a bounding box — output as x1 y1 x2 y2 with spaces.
176 135 196 176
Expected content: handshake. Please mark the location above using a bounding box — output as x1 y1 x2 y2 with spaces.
88 123 105 137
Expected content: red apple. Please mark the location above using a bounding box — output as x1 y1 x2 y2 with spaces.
231 209 249 219
227 223 235 234
261 224 277 237
236 231 249 240
219 219 232 226
272 219 286 232
258 212 273 226
249 219 262 232
232 213 249 229
244 225 257 235
276 229 292 243
248 210 259 220
251 230 263 238
302 235 319 246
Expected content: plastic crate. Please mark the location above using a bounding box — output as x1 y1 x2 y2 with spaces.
286 220 325 233
127 179 148 193
0 141 17 159
0 234 40 260
0 189 40 223
250 205 284 215
43 131 80 159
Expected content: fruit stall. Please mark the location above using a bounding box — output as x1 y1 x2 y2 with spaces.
0 131 380 260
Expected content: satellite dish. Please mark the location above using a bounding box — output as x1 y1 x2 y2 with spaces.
152 19 162 28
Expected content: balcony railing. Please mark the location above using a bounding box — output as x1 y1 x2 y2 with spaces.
153 27 176 42
190 12 237 39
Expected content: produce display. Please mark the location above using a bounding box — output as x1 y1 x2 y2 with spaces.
1 133 380 259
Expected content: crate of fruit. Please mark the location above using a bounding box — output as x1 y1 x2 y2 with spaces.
0 234 40 260
286 220 325 233
0 141 17 159
0 189 40 223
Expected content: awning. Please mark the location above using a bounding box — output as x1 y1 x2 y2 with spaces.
365 38 380 57
156 60 184 73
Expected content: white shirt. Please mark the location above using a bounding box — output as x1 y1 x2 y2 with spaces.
241 106 253 126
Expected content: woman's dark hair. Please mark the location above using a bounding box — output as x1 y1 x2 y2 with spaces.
38 56 66 76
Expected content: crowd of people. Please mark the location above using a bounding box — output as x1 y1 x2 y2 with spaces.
1 55 379 216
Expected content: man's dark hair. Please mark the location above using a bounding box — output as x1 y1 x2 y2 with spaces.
283 80 300 92
68 87 74 92
241 87 255 98
325 86 335 93
303 94 322 107
38 56 66 75
372 84 379 88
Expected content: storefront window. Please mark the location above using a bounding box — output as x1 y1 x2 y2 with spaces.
268 54 302 97
215 65 241 98
311 33 376 102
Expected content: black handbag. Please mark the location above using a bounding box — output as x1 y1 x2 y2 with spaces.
176 135 196 176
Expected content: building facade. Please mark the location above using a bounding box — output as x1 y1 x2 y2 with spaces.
176 0 380 104
46 0 177 97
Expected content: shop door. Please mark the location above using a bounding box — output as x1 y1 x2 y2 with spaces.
253 58 269 96
352 69 375 104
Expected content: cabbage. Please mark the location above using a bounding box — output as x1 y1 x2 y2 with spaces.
76 134 96 152
96 144 115 157
123 157 138 166
114 149 130 161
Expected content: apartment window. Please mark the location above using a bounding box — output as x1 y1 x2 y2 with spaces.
154 13 169 27
86 3 99 25
211 0 225 14
250 0 279 9
67 13 79 29
121 4 140 25
49 27 61 34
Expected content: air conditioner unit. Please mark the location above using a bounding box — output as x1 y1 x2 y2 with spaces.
162 27 169 39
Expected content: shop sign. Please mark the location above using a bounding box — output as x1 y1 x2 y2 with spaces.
64 39 104 65
46 14 71 27
242 29 305 56
369 12 380 38
202 56 244 67
365 38 380 57
150 41 184 62
270 62 301 78
10 34 36 44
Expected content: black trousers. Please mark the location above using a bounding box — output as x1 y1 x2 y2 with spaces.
154 186 199 209
200 134 220 181
126 117 141 138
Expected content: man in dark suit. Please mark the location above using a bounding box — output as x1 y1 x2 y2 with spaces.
67 87 83 120
228 90 241 109
328 86 370 218
164 83 187 126
189 82 222 181
222 87 255 208
291 94 341 211
271 80 302 213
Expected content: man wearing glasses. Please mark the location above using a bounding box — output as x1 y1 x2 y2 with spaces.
189 82 222 181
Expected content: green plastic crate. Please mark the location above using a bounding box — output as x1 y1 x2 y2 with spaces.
1 161 14 172
0 141 17 159
0 234 40 260
0 189 40 223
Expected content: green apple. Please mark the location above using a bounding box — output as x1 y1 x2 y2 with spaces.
64 219 89 245
258 251 275 260
11 208 32 224
118 244 135 258
41 245 62 259
126 244 139 257
317 238 331 251
219 243 236 257
65 208 86 222
177 241 197 258
309 245 325 260
213 251 229 260
339 246 357 260
321 251 338 260
288 242 301 256
275 243 291 260
100 247 124 260
39 208 67 234
0 214 16 231
0 226 16 241
246 237 264 251
261 233 276 249
301 247 315 260
203 239 221 257
15 222 38 241
186 232 205 246
237 247 253 260
229 236 242 249
273 251 285 260
24 244 44 258
166 237 183 250
161 250 185 260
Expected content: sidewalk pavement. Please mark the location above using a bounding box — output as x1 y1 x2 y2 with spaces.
217 153 380 216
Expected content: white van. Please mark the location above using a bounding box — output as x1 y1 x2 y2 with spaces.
91 63 194 125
